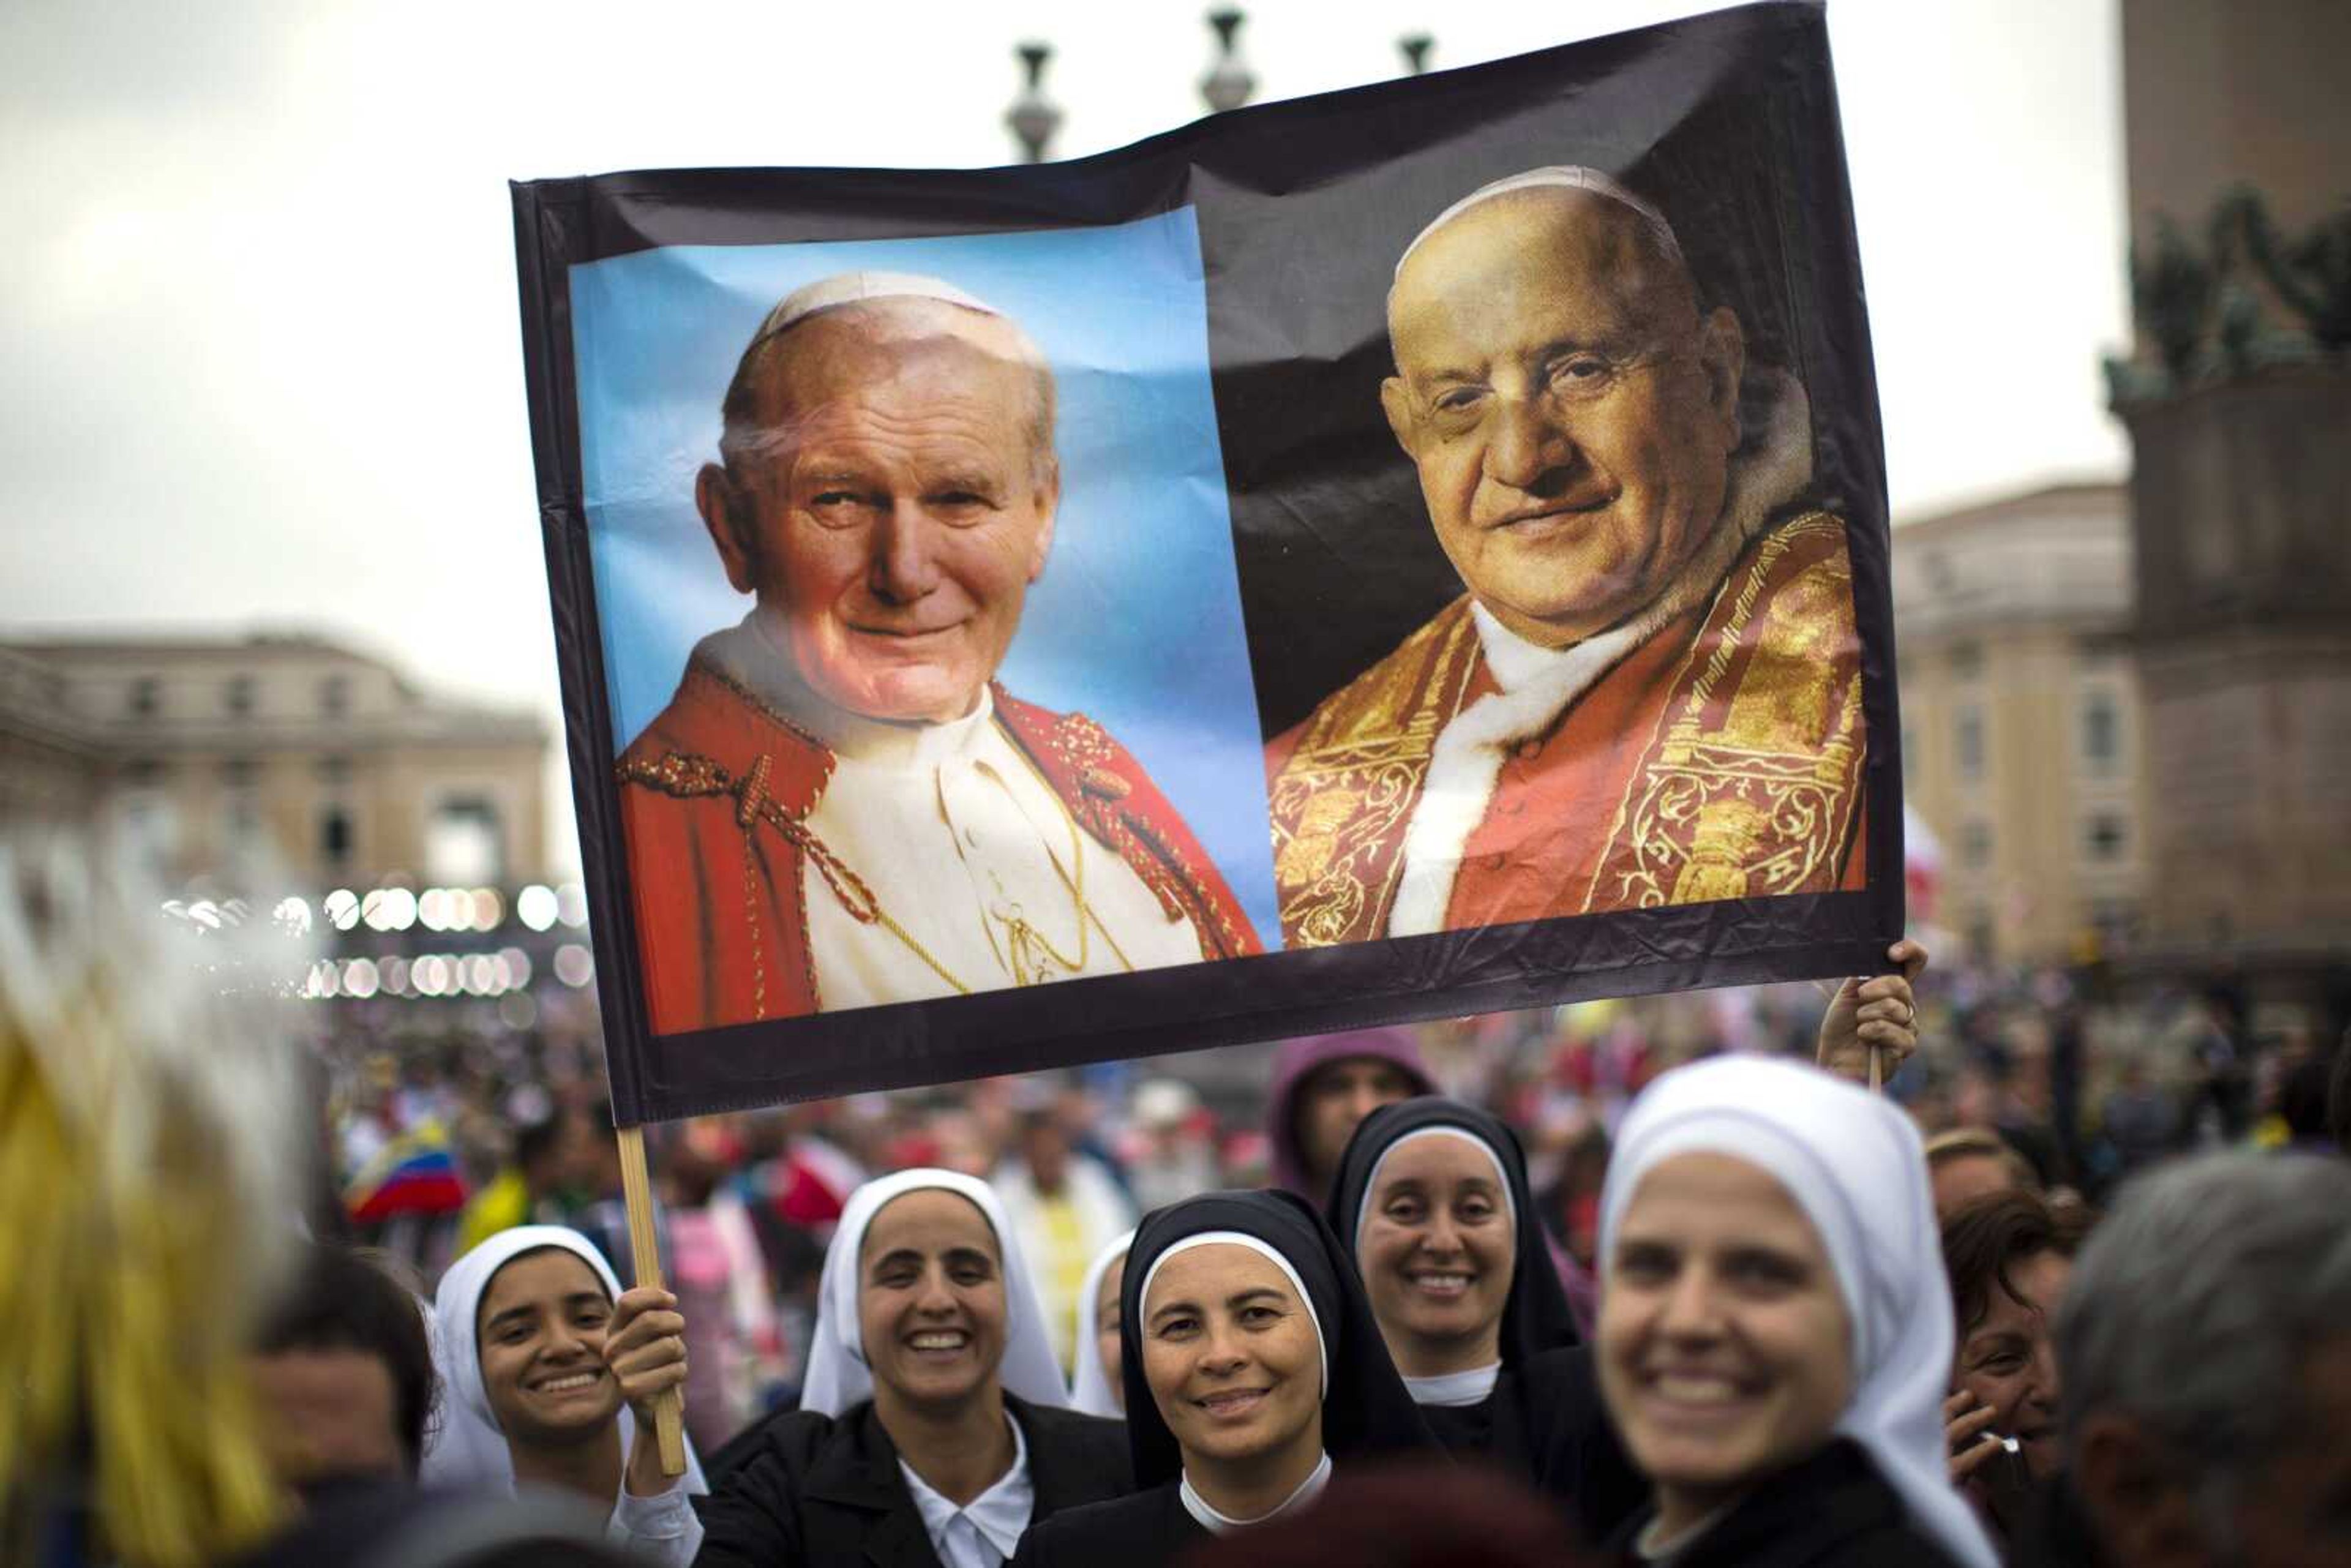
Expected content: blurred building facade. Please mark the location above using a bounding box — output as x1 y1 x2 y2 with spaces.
2113 0 2351 1029
2120 0 2350 252
1894 483 2148 967
0 634 549 890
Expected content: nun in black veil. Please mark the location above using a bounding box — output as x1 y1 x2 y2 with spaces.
1329 1098 1646 1544
1010 1190 1434 1567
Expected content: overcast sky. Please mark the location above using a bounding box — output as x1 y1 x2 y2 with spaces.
1 0 2127 871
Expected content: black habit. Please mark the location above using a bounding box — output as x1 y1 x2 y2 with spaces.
1329 1099 1645 1544
1014 1190 1437 1568
1422 1346 1649 1550
1005 1481 1202 1568
689 1392 1131 1568
1599 1438 1967 1568
1327 1098 1582 1361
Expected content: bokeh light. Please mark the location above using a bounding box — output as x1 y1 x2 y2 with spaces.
342 958 380 1000
553 943 594 988
517 884 558 932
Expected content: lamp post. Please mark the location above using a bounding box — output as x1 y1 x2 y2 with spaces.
1007 41 1063 163
1004 15 1436 157
1201 9 1258 114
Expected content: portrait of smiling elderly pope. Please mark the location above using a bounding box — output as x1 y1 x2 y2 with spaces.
615 272 1261 1032
1265 168 1868 948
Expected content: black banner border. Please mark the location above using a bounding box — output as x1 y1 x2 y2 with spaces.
509 0 1903 1125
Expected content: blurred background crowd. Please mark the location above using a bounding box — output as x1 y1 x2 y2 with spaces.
318 944 2339 1454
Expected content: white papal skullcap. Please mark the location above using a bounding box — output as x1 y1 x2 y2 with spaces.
1393 165 1685 281
748 270 1005 354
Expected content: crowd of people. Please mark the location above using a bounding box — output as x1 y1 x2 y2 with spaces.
8 823 2351 1568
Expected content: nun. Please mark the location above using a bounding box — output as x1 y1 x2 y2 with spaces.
1011 1190 1435 1566
426 1225 706 1564
692 1169 1131 1567
1329 1100 1646 1542
1068 1229 1136 1417
1592 1056 2000 1567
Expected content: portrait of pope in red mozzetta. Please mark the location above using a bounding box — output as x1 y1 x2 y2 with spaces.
612 272 1262 1033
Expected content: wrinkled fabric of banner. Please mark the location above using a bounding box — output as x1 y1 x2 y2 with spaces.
512 0 1902 1123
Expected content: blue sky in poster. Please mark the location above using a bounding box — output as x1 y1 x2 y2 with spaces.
568 208 1280 945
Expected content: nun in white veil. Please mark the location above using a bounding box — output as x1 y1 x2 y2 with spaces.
1592 1056 2000 1568
424 1225 707 1565
1067 1229 1136 1418
796 1169 1070 1418
693 1169 1132 1568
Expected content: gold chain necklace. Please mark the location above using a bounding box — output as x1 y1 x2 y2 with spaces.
617 745 1137 999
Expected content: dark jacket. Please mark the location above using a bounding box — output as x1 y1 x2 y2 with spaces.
1007 1481 1202 1568
2005 1473 2110 1568
691 1394 1131 1568
1602 1439 1965 1568
1417 1348 1646 1548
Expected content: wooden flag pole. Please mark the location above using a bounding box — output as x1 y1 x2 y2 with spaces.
1868 1043 1884 1093
615 1124 688 1477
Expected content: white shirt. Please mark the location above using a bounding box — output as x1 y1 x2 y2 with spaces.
609 1478 703 1567
1178 1451 1333 1535
712 615 1205 1008
899 1412 1035 1568
1402 1361 1502 1408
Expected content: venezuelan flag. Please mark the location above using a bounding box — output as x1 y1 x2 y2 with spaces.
345 1122 469 1223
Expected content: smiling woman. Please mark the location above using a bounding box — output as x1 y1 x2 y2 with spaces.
690 1169 1130 1568
426 1225 707 1564
1011 1190 1433 1568
1139 1236 1328 1517
1592 1059 1999 1568
1326 1099 1644 1544
1937 1187 2091 1548
476 1249 624 1440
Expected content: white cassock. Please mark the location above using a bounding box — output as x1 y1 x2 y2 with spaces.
722 621 1207 1009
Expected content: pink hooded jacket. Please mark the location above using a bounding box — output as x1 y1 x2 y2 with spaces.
1264 1028 1435 1201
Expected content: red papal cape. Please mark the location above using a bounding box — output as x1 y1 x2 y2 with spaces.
1265 509 1869 948
616 662 1261 1033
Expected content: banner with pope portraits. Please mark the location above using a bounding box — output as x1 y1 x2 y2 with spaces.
512 0 1903 1123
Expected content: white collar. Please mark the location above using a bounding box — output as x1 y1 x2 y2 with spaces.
1402 1361 1501 1408
1465 600 1587 696
1461 507 1730 702
1635 1497 1739 1563
701 612 996 768
897 1411 1033 1564
1179 1451 1332 1535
